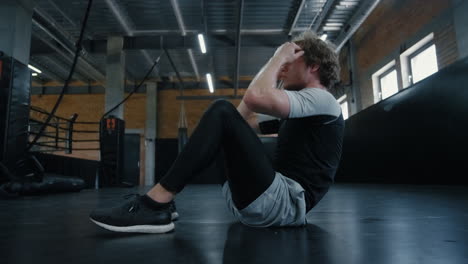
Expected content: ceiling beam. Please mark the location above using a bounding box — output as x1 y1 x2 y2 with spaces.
334 0 382 51
45 0 96 40
41 56 89 83
30 78 254 95
29 57 65 82
201 0 219 92
176 95 244 101
103 0 133 35
103 0 155 76
132 29 286 36
34 77 253 87
76 34 288 54
32 14 74 55
170 0 201 81
288 0 307 36
312 0 339 32
32 28 105 83
32 8 105 84
46 0 77 28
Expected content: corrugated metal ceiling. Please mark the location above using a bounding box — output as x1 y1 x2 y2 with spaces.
29 0 365 93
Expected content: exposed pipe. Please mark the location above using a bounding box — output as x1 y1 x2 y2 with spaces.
33 8 76 49
132 29 286 36
45 0 100 48
202 0 217 87
170 0 201 81
33 8 104 82
103 0 133 35
32 18 74 55
102 0 154 75
176 95 243 100
288 0 307 36
312 0 338 32
42 56 88 83
32 17 104 82
187 49 200 81
170 0 186 36
141 50 156 72
46 0 77 28
29 57 65 82
334 0 382 51
32 28 105 83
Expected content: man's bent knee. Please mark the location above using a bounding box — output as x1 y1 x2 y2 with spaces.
208 99 237 116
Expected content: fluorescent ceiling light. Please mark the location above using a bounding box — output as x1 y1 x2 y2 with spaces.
206 73 214 93
32 73 38 76
198 34 207 54
320 34 328 41
28 64 42 74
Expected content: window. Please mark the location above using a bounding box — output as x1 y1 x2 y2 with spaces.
379 69 399 100
400 33 438 88
338 95 349 120
409 44 438 84
341 101 349 120
372 60 399 103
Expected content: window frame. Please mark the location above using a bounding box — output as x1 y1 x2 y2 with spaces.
337 95 349 120
400 33 437 88
378 67 399 100
371 60 399 103
408 43 438 85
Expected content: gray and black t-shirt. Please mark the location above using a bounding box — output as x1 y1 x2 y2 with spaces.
259 88 345 212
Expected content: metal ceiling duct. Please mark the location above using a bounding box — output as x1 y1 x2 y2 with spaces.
170 0 201 81
334 0 381 51
288 0 307 36
32 8 106 83
103 0 155 73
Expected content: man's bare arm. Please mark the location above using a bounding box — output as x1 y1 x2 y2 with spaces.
237 100 280 137
243 42 303 118
237 100 260 133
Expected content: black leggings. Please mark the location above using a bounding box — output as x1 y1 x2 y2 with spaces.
159 100 276 210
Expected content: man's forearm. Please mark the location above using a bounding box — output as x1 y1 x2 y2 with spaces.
237 100 254 120
237 100 260 132
245 57 283 98
241 42 302 118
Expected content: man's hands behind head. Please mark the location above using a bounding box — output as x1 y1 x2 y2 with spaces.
273 42 304 65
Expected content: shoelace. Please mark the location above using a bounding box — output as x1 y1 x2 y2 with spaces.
123 193 174 213
123 193 141 213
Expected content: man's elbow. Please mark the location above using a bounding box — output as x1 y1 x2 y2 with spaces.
243 89 289 118
243 91 265 113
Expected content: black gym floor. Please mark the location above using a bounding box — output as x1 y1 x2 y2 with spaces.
2 183 468 264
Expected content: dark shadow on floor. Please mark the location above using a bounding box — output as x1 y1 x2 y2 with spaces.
222 223 354 264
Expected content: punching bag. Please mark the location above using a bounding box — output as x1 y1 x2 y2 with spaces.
177 102 188 153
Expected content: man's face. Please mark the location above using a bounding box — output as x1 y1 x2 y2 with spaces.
278 56 310 91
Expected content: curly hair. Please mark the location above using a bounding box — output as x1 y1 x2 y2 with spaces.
292 31 340 89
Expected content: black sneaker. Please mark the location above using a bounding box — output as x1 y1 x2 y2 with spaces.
169 200 179 221
89 194 177 233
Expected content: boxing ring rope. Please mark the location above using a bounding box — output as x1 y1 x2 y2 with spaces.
29 106 100 153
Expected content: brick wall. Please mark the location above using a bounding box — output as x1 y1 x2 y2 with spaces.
30 88 247 162
340 0 457 111
338 44 350 86
434 23 459 68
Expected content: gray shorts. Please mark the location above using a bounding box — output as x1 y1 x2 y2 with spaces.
222 172 307 227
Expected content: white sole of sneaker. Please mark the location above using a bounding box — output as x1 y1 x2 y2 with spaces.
90 218 175 234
